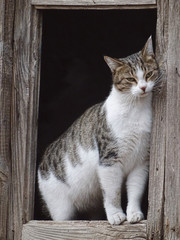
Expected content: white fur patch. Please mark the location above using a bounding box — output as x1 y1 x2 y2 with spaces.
105 86 152 174
65 145 102 210
38 170 75 220
38 146 102 220
136 67 144 81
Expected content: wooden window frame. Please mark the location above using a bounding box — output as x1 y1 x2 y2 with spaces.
1 0 180 239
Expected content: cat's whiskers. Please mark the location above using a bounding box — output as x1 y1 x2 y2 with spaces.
153 70 164 93
155 72 163 85
121 92 141 110
127 93 137 106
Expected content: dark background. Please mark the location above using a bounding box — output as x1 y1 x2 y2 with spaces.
35 9 157 220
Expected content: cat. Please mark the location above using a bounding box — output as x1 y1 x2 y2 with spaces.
38 36 159 225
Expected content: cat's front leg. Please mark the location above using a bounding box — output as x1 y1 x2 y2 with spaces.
126 164 149 223
98 163 126 225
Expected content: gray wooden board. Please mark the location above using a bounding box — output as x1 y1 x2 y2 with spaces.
1 0 180 239
31 0 156 5
147 0 180 239
0 0 14 239
164 0 180 239
10 2 42 240
31 0 157 9
22 220 147 240
147 0 168 239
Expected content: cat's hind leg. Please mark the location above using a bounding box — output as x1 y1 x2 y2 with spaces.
38 171 76 221
126 164 148 223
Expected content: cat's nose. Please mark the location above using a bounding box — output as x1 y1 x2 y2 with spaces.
140 86 147 92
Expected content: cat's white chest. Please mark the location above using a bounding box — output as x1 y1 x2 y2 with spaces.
106 95 152 137
105 88 152 172
113 106 152 137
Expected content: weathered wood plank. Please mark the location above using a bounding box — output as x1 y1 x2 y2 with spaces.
147 1 168 239
23 7 42 225
10 1 42 239
164 0 180 239
32 5 157 10
22 221 147 240
0 0 14 239
31 0 157 9
148 0 180 239
32 0 156 5
11 0 33 237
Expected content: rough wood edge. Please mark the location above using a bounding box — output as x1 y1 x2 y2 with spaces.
147 0 168 239
31 0 157 9
22 220 147 240
33 5 157 10
0 0 14 239
164 0 180 239
31 0 156 4
10 3 42 240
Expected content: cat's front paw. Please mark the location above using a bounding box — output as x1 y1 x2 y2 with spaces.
107 212 126 225
127 211 144 223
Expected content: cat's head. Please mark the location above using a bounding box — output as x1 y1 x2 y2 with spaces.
104 37 159 98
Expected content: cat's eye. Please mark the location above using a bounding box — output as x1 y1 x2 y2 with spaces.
126 78 136 82
146 71 153 79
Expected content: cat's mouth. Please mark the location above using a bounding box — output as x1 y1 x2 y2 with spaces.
140 92 149 97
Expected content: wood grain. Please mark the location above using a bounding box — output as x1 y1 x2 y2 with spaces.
147 0 180 239
32 0 156 5
0 0 14 239
31 0 157 9
1 0 180 239
22 220 147 240
10 1 42 240
147 0 168 238
164 0 180 239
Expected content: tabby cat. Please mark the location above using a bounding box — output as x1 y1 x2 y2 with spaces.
38 37 159 225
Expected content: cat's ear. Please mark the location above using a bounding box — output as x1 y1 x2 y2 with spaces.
104 56 123 73
141 36 155 60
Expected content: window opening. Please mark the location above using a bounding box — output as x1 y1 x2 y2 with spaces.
35 9 157 220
